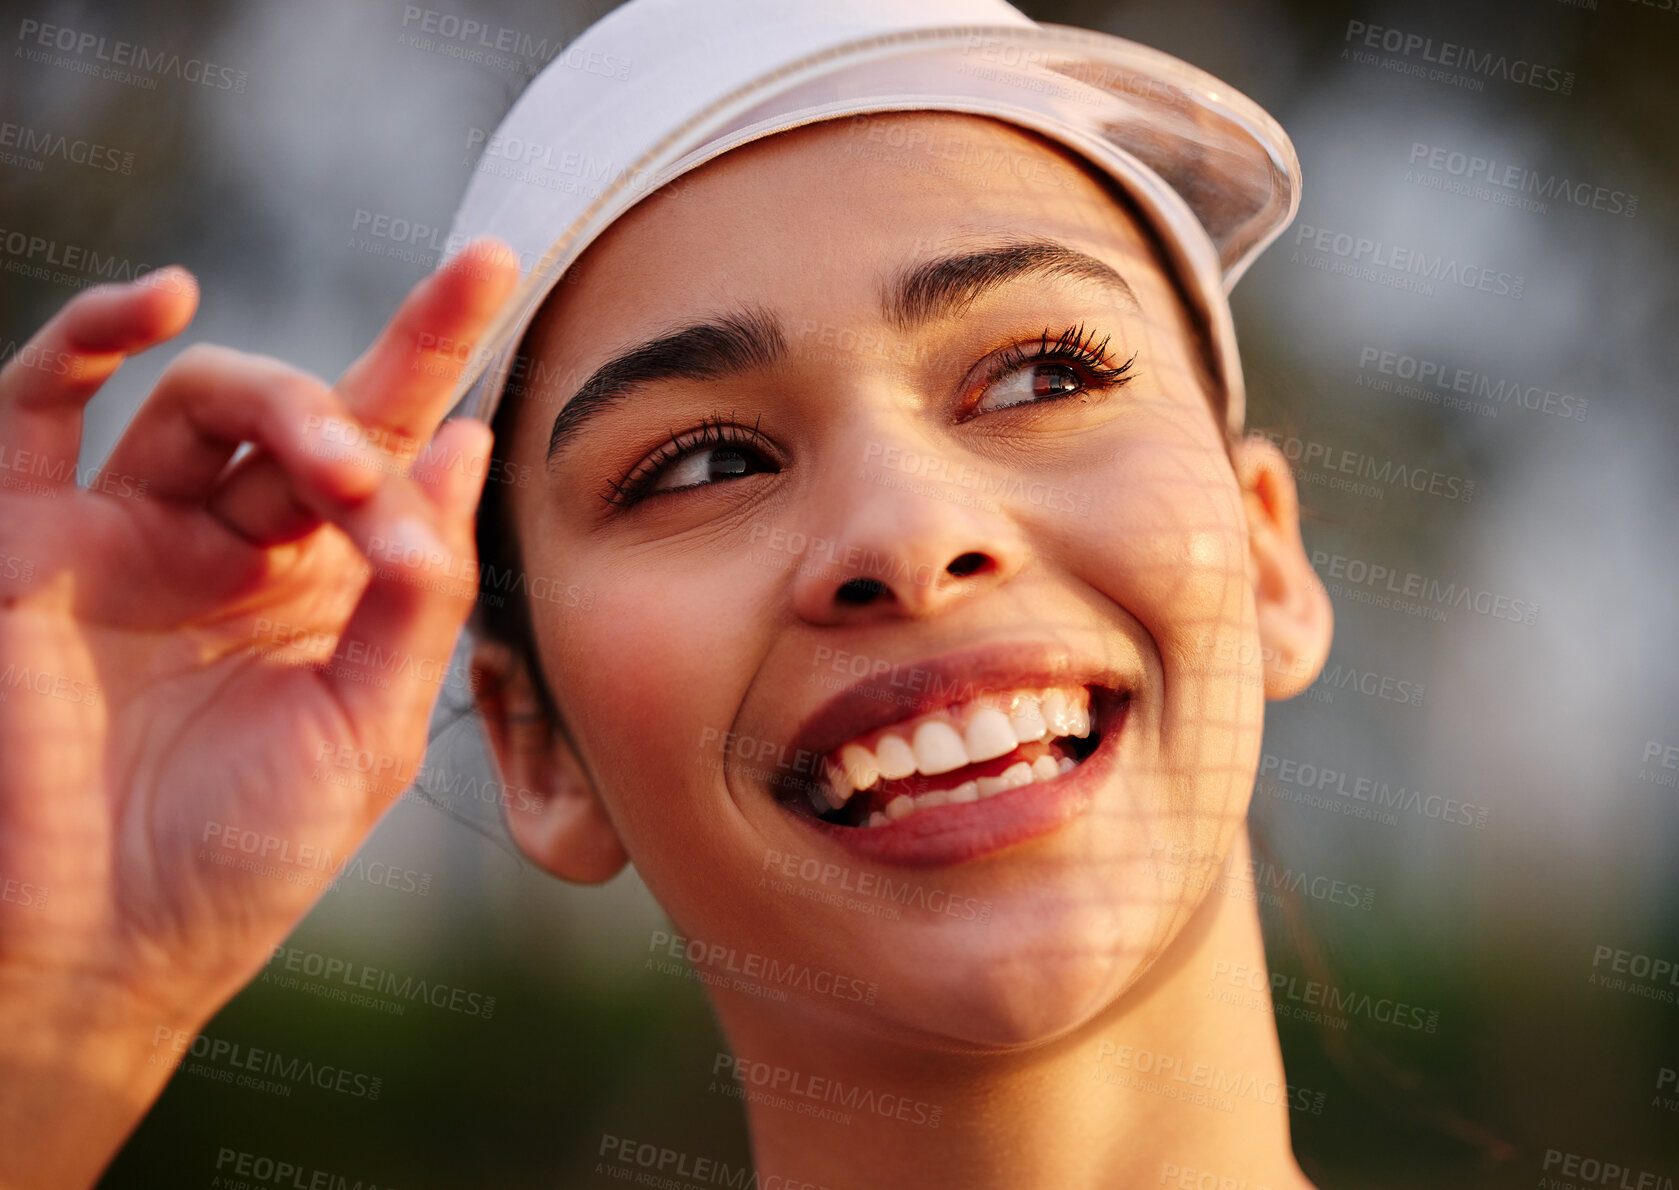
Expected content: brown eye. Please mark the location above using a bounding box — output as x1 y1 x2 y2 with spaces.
649 443 775 493
974 361 1087 413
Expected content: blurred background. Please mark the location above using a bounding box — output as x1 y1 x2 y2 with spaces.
2 0 1676 1186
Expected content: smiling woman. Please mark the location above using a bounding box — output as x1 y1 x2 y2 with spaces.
465 99 1332 1187
0 1 1335 1188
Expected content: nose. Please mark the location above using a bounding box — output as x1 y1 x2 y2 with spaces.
790 441 1028 625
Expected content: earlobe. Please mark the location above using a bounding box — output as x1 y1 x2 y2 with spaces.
1232 435 1335 700
471 635 630 885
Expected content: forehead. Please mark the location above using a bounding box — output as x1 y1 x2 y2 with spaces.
511 110 1186 428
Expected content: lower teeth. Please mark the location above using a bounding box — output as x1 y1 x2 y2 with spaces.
861 753 1080 828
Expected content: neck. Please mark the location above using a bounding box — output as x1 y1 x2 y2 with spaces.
712 831 1315 1190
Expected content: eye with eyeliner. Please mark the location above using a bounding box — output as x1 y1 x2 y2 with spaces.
600 322 1138 508
962 322 1136 419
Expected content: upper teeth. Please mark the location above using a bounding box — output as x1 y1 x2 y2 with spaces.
818 686 1091 810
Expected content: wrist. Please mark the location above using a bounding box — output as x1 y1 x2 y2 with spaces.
0 970 211 1190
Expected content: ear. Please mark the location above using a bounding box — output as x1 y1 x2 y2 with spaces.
472 635 629 884
1231 435 1335 700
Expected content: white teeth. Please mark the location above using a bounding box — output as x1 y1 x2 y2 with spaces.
962 707 1018 763
825 685 1102 824
874 734 917 780
861 751 1083 826
912 720 968 776
1041 689 1075 736
1009 696 1048 743
822 761 854 810
839 743 880 794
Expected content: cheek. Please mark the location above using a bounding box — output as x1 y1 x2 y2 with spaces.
1065 427 1261 827
553 579 712 783
542 558 773 852
1071 429 1250 642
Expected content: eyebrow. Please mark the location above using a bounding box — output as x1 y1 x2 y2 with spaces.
544 237 1139 466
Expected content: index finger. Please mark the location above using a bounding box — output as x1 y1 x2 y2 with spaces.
333 237 521 452
0 268 198 485
199 239 519 545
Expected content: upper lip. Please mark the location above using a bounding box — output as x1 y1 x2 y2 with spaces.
783 641 1137 781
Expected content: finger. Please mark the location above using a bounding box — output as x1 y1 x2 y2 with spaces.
310 418 493 737
335 237 520 440
96 344 384 507
0 267 198 487
203 238 519 545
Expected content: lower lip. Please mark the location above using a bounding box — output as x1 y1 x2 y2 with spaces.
784 699 1129 868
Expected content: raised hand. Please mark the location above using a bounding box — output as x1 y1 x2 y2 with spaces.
0 241 519 1190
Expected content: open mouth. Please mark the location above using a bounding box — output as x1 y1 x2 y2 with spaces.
779 685 1123 828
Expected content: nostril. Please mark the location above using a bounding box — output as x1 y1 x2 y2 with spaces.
946 552 991 578
836 577 889 605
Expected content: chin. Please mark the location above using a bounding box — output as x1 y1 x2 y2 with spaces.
852 899 1166 1050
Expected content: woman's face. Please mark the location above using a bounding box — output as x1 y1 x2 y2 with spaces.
491 111 1305 1048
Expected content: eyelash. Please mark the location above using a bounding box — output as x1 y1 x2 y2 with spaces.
601 323 1138 508
602 413 774 507
972 322 1137 413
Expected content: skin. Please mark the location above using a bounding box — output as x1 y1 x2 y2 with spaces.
0 110 1330 1188
477 112 1333 1188
0 242 521 1189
